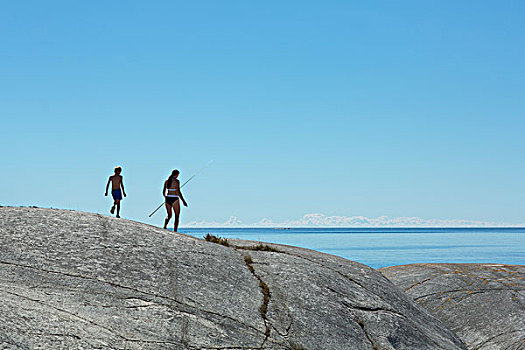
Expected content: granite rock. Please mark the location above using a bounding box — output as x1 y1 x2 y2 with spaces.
380 263 525 350
0 207 466 349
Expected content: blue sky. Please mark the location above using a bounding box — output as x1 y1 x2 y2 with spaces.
1 1 524 226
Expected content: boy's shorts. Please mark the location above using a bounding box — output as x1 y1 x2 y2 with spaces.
111 189 122 200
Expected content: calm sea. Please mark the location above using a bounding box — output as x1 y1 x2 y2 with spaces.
178 227 525 269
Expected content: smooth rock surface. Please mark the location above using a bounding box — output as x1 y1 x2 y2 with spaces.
380 263 525 350
0 207 466 349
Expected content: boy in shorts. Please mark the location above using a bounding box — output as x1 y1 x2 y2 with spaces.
105 166 127 218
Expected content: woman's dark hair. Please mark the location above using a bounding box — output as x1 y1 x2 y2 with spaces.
167 169 179 188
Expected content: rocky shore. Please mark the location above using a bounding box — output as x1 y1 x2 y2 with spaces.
380 263 525 350
0 207 521 349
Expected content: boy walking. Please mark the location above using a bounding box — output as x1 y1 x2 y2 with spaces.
105 166 126 218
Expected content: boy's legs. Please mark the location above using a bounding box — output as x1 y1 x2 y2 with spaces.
110 189 122 217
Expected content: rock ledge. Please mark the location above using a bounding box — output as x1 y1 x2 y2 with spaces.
0 207 466 349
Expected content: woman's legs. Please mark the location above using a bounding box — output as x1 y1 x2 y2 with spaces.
173 200 181 232
164 203 172 229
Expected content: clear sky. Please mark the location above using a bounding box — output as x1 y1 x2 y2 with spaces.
1 1 524 226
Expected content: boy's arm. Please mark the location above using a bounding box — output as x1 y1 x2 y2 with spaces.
120 177 126 197
105 177 111 196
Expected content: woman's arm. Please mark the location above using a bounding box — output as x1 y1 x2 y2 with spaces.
176 182 188 207
162 181 167 198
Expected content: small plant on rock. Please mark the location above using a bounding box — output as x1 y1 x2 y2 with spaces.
204 233 230 247
246 244 280 252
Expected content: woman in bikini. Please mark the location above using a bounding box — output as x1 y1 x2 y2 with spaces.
163 169 188 231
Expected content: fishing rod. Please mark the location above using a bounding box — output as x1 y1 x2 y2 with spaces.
148 160 214 217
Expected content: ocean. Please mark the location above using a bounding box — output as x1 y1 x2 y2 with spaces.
178 227 525 269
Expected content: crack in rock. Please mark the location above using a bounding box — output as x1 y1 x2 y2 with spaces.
326 286 404 317
414 288 524 301
32 332 82 340
240 253 272 348
355 318 380 350
405 278 433 292
472 329 525 350
340 299 406 319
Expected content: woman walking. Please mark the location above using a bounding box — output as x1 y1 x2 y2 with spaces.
163 170 188 231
